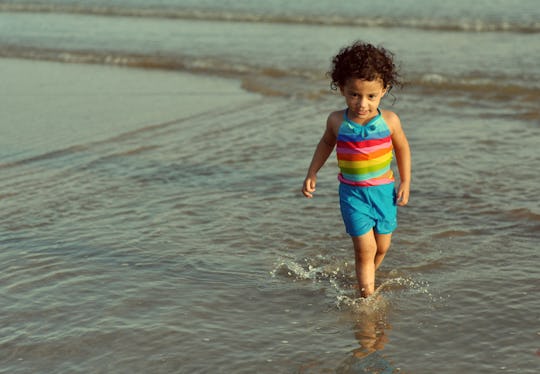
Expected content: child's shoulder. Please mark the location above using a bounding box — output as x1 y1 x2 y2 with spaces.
328 109 345 123
326 109 346 133
381 109 401 133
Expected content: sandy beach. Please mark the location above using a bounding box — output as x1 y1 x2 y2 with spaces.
1 58 258 164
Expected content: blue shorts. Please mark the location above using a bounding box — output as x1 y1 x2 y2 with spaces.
339 182 397 237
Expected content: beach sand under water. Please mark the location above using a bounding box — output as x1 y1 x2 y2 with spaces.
1 41 539 374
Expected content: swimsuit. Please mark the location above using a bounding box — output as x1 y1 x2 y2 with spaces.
337 109 397 236
337 109 394 186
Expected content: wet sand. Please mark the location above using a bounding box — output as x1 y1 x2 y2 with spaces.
1 58 258 164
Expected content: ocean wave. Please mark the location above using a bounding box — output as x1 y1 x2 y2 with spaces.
0 44 275 76
0 45 183 70
412 72 540 105
2 45 539 108
1 3 539 33
0 144 88 170
0 45 326 99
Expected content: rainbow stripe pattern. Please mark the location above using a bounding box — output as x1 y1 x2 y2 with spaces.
337 110 394 186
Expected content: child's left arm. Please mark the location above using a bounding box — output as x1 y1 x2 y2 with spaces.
384 111 411 206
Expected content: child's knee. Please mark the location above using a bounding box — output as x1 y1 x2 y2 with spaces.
377 244 390 256
354 243 377 263
375 234 392 254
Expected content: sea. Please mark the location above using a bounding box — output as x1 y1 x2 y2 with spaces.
0 1 539 373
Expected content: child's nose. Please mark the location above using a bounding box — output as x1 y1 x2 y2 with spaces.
359 97 369 107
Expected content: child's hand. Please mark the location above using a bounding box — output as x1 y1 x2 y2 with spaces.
397 182 410 206
302 176 317 198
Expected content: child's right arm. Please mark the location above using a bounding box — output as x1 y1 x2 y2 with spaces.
302 113 339 198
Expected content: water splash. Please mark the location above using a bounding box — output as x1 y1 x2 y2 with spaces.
271 254 354 284
271 255 436 311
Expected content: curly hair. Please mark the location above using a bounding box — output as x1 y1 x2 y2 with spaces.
329 41 401 91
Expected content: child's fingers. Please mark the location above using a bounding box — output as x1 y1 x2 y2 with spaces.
303 190 313 198
302 179 316 198
302 187 314 198
397 189 409 206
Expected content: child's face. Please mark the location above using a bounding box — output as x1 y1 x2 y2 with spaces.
340 78 387 124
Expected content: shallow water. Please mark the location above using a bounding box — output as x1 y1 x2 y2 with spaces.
1 1 539 373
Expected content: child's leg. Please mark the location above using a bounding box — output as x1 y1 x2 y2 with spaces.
374 233 392 270
351 230 378 297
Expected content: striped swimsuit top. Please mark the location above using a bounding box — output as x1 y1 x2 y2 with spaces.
336 109 395 187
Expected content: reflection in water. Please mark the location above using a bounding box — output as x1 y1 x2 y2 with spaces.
336 296 399 373
352 312 389 359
